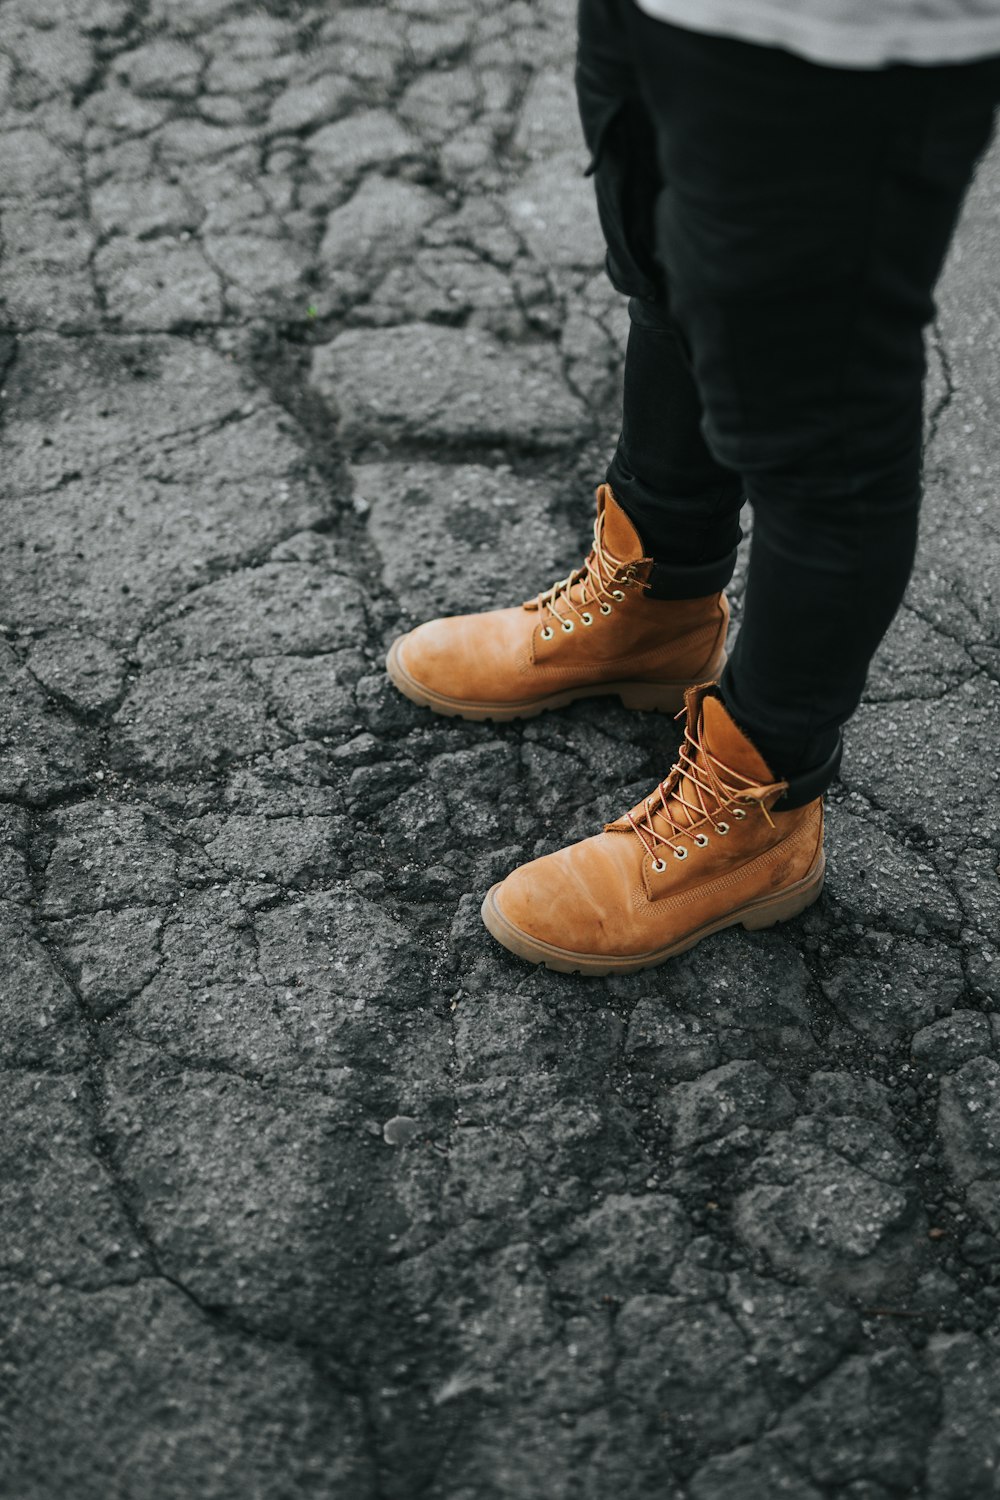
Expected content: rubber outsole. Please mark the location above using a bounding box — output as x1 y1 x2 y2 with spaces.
480 852 826 975
385 636 726 722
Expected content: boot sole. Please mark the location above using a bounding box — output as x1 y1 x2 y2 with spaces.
480 851 826 975
385 637 726 722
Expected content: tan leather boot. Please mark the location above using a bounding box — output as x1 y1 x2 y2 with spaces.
482 684 825 974
385 485 728 721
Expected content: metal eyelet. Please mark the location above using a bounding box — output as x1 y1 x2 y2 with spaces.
581 612 593 626
674 847 688 861
694 833 709 847
733 808 747 820
600 603 612 615
651 858 667 873
561 620 574 633
715 821 729 835
611 589 626 601
540 626 553 640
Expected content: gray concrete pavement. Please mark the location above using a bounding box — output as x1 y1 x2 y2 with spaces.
2 1 1000 1496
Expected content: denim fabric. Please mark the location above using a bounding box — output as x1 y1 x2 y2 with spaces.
577 0 1000 794
607 297 744 598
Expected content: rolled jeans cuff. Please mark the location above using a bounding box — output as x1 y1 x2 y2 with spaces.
645 547 739 600
773 735 843 809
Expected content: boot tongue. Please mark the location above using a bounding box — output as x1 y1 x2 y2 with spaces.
557 486 649 612
656 690 777 831
599 485 646 564
699 693 776 785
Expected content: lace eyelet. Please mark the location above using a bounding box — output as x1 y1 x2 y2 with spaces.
611 589 626 601
651 858 667 873
734 808 747 820
715 821 729 835
674 847 688 861
561 620 574 633
694 834 709 847
540 626 553 640
600 603 612 615
581 612 593 626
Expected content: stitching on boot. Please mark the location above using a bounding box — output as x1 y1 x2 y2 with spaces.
637 810 821 909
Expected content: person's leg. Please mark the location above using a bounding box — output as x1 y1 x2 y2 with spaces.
386 0 751 726
576 0 744 598
624 14 1000 796
608 298 744 597
481 24 1000 972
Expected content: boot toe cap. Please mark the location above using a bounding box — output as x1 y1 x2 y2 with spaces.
390 608 533 709
486 835 636 960
392 619 454 695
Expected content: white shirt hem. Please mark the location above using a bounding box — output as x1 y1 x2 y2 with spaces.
633 0 1000 68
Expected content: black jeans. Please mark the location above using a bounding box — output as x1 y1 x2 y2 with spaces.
577 0 1000 800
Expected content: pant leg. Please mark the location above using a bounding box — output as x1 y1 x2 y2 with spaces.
624 11 1000 794
608 298 744 597
576 0 743 597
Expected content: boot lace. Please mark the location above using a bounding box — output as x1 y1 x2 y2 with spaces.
628 707 788 866
532 505 644 638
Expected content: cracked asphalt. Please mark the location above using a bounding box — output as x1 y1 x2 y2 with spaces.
2 2 1000 1497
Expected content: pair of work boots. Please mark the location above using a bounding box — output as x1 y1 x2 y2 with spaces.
386 486 825 974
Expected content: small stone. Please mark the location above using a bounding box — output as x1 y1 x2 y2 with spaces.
383 1116 421 1146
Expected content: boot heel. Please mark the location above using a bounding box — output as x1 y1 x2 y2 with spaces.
617 682 689 714
740 859 825 931
616 649 730 714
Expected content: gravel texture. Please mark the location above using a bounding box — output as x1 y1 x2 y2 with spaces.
1 1 999 1496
